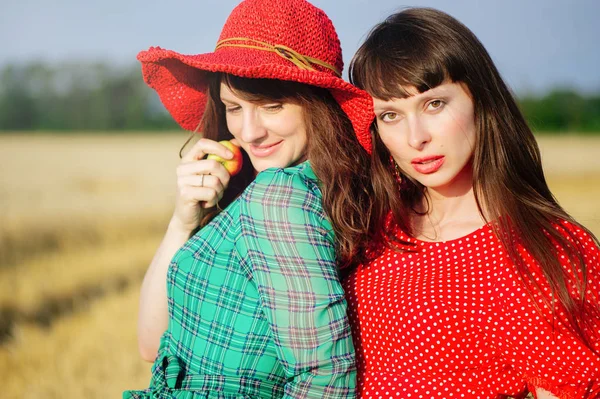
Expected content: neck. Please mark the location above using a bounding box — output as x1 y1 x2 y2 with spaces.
412 164 486 241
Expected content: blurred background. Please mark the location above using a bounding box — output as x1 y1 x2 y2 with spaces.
1 0 599 397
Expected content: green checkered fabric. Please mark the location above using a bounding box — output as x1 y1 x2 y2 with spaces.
124 162 356 399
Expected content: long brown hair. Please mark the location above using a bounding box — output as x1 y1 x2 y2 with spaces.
350 8 600 350
184 72 373 267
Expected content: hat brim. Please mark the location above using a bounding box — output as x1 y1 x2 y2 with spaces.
138 46 374 153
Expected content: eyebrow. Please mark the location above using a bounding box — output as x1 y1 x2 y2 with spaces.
373 105 398 113
373 102 399 111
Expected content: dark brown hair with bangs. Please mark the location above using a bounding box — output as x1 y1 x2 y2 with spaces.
183 72 373 267
350 7 600 352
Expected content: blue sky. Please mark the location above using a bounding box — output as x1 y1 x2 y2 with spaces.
2 0 599 94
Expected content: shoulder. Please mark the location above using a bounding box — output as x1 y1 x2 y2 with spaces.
251 160 319 190
510 219 600 308
235 161 335 253
240 161 323 210
544 219 600 264
237 161 333 239
553 219 598 245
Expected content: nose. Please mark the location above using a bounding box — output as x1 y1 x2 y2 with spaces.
240 110 267 143
406 116 431 150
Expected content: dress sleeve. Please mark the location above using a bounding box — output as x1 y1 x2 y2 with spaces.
490 221 600 399
236 167 356 399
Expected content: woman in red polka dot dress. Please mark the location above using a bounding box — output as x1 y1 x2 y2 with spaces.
343 8 600 399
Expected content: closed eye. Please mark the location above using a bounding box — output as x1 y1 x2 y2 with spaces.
262 103 283 112
225 106 241 114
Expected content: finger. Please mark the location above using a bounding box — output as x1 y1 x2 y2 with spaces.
206 141 235 160
177 160 231 187
202 193 221 208
195 181 225 208
180 137 207 162
181 138 234 162
179 185 220 206
179 174 225 194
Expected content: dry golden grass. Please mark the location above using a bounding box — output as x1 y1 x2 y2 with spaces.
0 133 183 225
0 133 186 399
0 280 150 399
0 132 598 398
538 135 600 234
0 227 157 314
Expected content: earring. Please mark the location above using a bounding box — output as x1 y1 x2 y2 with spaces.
389 155 402 186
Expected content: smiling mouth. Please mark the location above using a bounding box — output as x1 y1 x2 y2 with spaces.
253 141 282 149
249 140 283 157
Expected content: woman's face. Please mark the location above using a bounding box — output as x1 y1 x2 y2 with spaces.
373 82 476 194
220 83 308 172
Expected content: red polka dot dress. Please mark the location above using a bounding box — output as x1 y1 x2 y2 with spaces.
343 220 600 398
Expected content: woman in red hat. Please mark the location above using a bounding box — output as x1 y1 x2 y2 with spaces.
124 0 375 398
343 7 600 399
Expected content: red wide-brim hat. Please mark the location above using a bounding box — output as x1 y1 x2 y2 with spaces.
137 0 374 153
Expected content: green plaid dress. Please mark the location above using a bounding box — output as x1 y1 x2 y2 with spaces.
124 161 356 399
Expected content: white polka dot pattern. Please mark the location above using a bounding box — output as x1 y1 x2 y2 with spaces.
343 221 600 398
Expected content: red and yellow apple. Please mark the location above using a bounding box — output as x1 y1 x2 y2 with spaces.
207 140 243 176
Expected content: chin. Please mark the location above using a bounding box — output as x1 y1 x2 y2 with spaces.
415 175 453 190
253 160 284 172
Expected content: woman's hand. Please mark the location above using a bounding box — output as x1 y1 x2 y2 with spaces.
137 137 236 362
171 138 235 233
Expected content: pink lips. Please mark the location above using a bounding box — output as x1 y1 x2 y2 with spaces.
411 155 445 174
248 140 283 157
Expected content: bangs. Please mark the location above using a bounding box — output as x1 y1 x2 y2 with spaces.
350 20 456 100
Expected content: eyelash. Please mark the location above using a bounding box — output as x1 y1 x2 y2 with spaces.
262 104 283 112
224 104 283 113
379 112 398 123
428 100 445 110
378 99 445 122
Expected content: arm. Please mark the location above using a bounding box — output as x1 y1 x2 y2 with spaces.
137 139 233 361
535 388 559 399
239 168 356 398
137 219 193 361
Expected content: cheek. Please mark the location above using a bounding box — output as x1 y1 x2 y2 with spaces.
225 115 242 136
452 119 476 152
378 130 407 158
296 124 308 144
289 118 306 139
446 104 476 140
464 119 477 147
276 116 306 140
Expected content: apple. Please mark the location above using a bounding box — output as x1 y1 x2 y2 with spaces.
207 140 243 176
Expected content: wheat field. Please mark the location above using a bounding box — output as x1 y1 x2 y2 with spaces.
0 133 599 398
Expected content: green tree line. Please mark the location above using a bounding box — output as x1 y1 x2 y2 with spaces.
0 62 177 131
520 90 600 133
1 62 599 133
